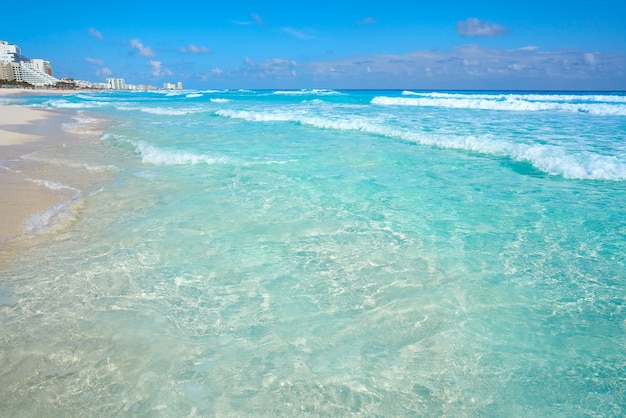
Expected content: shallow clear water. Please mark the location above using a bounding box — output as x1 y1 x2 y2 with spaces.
1 90 625 416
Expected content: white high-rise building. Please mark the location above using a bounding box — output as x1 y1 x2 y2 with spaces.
0 39 58 86
162 81 183 90
0 40 21 63
106 78 126 90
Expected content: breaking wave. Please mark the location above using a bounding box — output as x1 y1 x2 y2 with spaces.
215 108 626 181
134 142 230 166
272 89 344 96
374 94 626 116
115 105 204 116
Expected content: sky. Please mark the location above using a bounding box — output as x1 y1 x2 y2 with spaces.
3 0 626 90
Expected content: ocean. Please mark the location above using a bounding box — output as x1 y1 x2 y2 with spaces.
1 89 625 416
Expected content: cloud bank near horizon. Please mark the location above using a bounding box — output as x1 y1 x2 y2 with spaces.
76 16 625 90
205 45 626 90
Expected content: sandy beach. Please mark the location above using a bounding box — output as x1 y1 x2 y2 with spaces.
0 89 77 243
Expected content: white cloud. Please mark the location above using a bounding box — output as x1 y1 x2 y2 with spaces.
302 45 626 89
282 27 313 40
89 28 103 40
251 12 263 25
456 18 508 37
196 45 626 90
180 44 211 54
234 12 264 26
233 57 298 80
357 17 377 25
130 39 156 57
86 57 104 65
148 60 173 77
96 67 112 77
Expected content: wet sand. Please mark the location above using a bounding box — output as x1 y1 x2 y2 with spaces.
0 96 69 243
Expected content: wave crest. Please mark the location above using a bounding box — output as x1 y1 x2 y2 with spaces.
373 95 626 116
135 142 229 166
215 108 626 181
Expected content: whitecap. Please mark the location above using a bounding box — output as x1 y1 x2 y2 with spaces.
371 96 626 116
272 89 343 96
215 107 626 181
115 105 203 116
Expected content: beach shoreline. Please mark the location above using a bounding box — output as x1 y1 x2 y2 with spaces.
0 90 82 248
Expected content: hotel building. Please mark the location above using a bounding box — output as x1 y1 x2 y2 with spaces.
1 40 59 86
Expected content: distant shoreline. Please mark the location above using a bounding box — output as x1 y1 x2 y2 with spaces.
0 88 87 97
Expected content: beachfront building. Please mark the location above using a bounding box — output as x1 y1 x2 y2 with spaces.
106 78 127 90
0 40 21 81
19 61 58 86
0 40 59 86
1 62 20 81
0 40 21 62
163 81 183 90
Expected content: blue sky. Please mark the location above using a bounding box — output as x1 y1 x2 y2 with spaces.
3 0 626 90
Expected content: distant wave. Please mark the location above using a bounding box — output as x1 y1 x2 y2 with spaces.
40 99 110 109
401 91 626 103
185 93 203 99
210 98 230 103
115 105 204 116
272 89 343 96
215 108 626 181
373 95 626 116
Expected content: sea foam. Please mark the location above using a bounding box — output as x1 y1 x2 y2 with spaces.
22 178 82 236
272 89 343 96
371 96 626 116
135 142 229 166
373 95 626 116
401 91 626 103
215 108 626 180
116 105 204 116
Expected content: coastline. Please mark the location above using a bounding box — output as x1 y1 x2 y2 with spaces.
0 90 87 248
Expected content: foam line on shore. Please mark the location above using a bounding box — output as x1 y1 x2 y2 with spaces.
0 101 73 243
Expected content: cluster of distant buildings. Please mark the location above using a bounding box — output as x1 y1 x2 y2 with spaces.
106 78 183 91
1 40 183 91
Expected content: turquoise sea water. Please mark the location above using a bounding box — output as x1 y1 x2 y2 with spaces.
1 90 625 416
